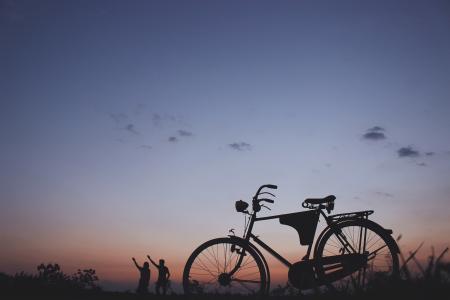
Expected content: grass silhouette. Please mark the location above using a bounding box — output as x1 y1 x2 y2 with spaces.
1 244 449 299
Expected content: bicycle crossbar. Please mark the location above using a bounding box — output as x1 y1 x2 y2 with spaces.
250 233 292 268
254 214 286 221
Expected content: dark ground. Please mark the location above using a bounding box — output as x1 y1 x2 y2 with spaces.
2 258 450 300
2 281 450 300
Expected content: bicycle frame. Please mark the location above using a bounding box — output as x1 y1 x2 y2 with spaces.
229 208 373 276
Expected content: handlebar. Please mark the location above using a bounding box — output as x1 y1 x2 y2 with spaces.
251 184 277 213
254 184 278 198
259 191 276 197
259 198 274 203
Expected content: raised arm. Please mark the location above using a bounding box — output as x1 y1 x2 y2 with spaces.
147 255 159 268
132 257 141 270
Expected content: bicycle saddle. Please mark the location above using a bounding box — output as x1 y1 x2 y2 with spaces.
304 195 336 205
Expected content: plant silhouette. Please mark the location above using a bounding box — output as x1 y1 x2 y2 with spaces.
0 262 100 298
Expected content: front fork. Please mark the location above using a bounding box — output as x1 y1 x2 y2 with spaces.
227 240 248 277
227 214 256 277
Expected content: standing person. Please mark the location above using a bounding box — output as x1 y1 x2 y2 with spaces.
132 257 151 295
147 255 170 295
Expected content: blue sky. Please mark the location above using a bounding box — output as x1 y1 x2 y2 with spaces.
1 0 450 290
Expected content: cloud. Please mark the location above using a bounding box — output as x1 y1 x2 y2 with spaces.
397 146 420 158
362 126 386 140
110 113 128 124
425 152 435 156
374 191 394 198
139 145 152 150
125 124 139 135
152 113 179 127
368 126 385 132
229 142 252 151
178 129 193 137
166 130 193 144
363 131 386 140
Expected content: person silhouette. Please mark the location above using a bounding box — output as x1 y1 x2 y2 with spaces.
147 255 170 295
132 257 150 294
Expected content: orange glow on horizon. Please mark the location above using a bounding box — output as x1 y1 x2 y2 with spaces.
2 236 448 291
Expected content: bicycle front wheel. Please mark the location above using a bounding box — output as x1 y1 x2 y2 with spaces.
183 237 267 295
314 219 399 291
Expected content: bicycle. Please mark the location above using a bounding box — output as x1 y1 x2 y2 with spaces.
183 184 400 295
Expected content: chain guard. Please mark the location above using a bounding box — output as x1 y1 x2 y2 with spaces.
288 254 367 290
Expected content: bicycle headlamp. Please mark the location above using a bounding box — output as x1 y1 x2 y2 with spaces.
235 200 249 212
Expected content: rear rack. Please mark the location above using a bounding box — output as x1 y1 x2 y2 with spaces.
329 210 374 221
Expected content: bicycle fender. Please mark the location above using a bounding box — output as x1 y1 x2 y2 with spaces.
314 219 400 256
362 219 400 254
227 236 269 268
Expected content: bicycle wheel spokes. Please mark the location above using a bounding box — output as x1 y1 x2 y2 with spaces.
183 238 266 295
316 220 399 291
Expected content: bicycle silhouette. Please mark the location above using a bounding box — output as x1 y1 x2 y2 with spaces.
183 184 400 295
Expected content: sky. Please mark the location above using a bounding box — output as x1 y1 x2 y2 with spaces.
1 0 450 291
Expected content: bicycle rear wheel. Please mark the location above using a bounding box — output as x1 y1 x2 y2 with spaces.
183 237 267 295
314 219 399 291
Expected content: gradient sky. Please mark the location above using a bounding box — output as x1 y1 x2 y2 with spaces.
1 0 450 291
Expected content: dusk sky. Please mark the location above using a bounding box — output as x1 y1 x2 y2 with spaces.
1 0 450 291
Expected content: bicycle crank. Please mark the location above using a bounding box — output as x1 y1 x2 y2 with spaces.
288 260 317 289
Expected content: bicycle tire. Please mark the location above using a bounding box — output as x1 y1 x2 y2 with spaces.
314 219 399 291
183 237 267 295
